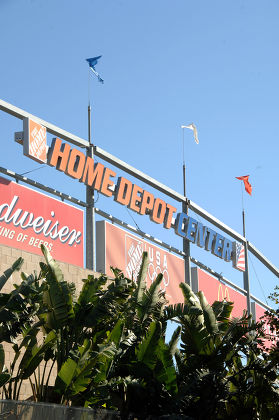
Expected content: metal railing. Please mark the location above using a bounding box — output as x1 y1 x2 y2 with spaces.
0 400 119 420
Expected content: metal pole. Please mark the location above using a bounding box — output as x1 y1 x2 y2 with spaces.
86 104 96 271
242 209 251 316
182 161 192 288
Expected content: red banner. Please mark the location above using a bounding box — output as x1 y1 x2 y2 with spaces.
198 271 278 346
0 177 83 266
197 269 247 318
96 221 184 305
96 221 268 322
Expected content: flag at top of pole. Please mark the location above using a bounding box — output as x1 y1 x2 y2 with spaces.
86 56 104 83
236 175 252 195
181 123 199 144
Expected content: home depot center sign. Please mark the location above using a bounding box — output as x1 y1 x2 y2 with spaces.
20 119 243 271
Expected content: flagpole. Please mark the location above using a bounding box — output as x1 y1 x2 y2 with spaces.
85 56 104 271
242 207 251 317
182 127 192 288
239 181 251 317
86 96 96 271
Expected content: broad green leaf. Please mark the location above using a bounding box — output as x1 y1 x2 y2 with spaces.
77 275 107 306
41 244 64 283
41 244 75 328
0 344 4 372
109 319 124 348
198 291 218 335
43 266 74 329
138 273 165 325
212 300 233 324
56 358 78 394
94 320 124 383
135 251 149 303
0 372 10 387
167 325 182 356
0 257 24 291
156 338 178 393
180 283 204 324
20 331 56 379
136 321 161 369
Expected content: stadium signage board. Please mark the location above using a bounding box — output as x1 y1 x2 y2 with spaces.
0 177 84 266
21 120 245 272
96 221 185 305
23 118 48 163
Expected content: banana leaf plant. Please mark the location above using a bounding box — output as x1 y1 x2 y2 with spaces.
169 282 279 419
0 259 47 400
76 252 179 418
1 245 278 419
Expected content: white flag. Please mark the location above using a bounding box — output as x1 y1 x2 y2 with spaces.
181 123 199 144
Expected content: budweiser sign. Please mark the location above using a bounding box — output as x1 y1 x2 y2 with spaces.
0 177 83 266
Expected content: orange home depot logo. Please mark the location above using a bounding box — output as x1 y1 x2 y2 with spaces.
124 233 170 293
125 234 144 280
23 118 47 163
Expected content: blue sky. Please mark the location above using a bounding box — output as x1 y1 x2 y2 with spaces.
1 0 279 307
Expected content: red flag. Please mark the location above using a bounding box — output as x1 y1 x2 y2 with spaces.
236 175 252 195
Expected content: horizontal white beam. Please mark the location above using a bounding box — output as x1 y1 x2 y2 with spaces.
0 99 89 148
248 241 279 278
188 200 246 243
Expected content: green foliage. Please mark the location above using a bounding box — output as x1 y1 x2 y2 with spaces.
40 246 75 330
0 257 24 291
169 283 279 419
0 245 278 419
0 344 10 388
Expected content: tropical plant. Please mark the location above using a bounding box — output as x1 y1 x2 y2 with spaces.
0 245 278 419
0 258 49 400
0 246 176 414
169 283 279 419
57 251 179 418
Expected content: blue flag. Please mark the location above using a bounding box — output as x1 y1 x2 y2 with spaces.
86 56 104 84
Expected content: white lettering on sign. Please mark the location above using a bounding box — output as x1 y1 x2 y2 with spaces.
147 246 170 292
126 241 144 279
30 126 46 158
0 195 81 246
124 235 171 293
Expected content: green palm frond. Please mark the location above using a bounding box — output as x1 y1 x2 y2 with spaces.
77 274 107 306
0 257 24 292
167 325 182 356
135 251 149 304
180 283 204 326
155 338 178 394
135 321 162 370
41 245 74 329
139 273 166 323
197 291 218 335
